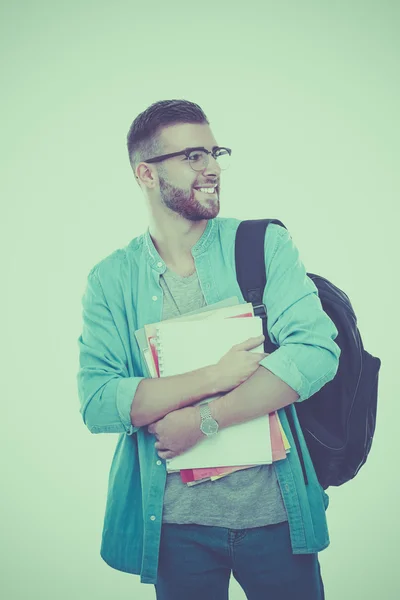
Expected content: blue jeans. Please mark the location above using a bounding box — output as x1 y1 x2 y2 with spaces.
155 520 325 600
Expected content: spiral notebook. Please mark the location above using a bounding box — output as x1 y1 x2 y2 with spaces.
155 316 273 471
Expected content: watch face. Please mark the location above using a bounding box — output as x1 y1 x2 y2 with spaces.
201 419 219 435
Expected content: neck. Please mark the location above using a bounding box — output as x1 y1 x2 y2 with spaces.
148 215 209 266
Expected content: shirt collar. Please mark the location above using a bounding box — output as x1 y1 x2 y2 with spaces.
142 218 217 272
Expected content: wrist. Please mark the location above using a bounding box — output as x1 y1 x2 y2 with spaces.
190 405 204 440
206 365 220 395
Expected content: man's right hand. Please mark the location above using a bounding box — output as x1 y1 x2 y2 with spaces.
212 335 270 394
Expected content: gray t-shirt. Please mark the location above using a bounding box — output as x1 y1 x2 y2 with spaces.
160 267 288 529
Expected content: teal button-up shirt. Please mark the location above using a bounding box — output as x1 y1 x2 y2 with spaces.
77 217 340 584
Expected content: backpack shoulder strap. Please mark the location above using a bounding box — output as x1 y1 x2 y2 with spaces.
234 218 287 323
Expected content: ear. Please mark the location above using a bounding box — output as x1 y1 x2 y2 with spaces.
136 163 157 189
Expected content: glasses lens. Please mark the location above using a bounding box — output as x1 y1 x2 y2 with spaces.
188 150 207 171
214 148 230 170
188 149 231 171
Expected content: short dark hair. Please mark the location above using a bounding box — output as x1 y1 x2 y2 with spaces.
126 99 209 175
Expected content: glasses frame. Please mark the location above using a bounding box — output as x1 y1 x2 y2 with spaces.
143 146 232 170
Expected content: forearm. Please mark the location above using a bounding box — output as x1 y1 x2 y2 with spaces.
209 365 299 429
131 365 219 427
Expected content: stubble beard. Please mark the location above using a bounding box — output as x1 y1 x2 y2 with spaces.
158 176 220 222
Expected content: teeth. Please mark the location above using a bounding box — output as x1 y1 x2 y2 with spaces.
198 187 215 194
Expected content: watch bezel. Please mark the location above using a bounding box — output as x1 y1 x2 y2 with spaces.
200 418 219 435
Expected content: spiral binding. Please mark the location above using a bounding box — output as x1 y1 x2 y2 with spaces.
155 325 165 377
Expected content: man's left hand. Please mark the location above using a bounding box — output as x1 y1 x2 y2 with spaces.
147 406 203 460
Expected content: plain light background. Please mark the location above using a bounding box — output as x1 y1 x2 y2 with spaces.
1 1 398 598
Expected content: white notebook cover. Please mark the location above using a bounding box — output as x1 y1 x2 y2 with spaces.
155 316 272 470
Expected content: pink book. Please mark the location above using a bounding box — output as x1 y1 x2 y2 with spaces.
180 466 254 484
269 412 286 461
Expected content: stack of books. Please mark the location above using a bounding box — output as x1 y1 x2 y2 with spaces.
134 297 290 486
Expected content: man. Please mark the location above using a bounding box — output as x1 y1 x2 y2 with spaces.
77 99 340 599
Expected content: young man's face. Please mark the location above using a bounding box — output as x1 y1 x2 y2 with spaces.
155 122 223 222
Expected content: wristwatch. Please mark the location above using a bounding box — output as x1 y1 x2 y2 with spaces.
199 403 219 437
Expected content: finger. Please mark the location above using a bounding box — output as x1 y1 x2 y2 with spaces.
148 418 161 433
157 450 173 460
235 335 265 350
149 425 160 437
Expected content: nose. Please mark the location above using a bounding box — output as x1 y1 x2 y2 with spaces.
203 153 221 177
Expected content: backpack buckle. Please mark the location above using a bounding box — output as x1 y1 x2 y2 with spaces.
252 303 267 319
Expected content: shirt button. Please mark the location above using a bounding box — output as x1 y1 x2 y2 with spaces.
285 484 290 492
152 295 158 301
157 261 163 267
156 460 162 466
150 515 156 521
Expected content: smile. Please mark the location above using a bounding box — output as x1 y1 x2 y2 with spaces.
195 187 217 195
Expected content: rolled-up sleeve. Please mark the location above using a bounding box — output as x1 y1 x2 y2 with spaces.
259 225 341 401
77 268 145 435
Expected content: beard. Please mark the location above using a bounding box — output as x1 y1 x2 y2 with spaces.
158 176 220 222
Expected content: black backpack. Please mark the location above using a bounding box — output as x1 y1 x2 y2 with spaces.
235 219 381 489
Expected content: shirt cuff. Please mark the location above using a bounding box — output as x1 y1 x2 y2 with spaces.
116 376 146 435
259 349 310 401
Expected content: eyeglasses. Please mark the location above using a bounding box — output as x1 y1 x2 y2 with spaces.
143 146 232 171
